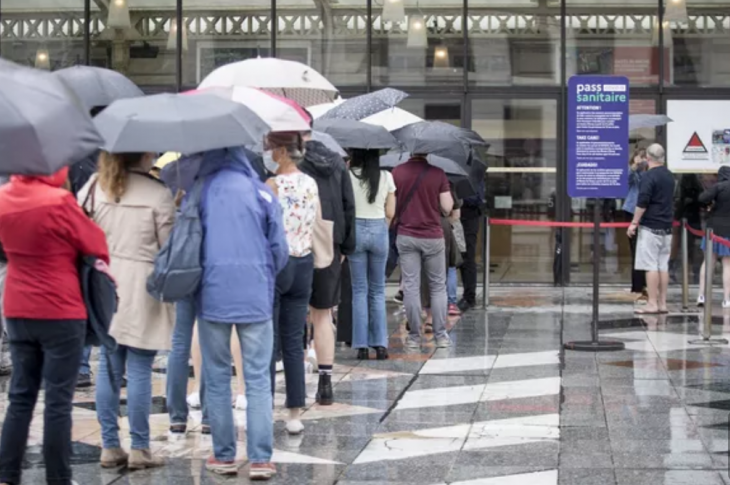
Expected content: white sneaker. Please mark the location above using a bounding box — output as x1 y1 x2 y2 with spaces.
186 392 201 409
275 361 284 373
306 348 318 373
286 419 304 435
723 300 730 309
697 295 706 307
234 394 248 410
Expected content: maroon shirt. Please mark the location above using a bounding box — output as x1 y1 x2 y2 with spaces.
392 157 450 239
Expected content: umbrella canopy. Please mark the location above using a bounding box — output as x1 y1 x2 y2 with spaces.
393 121 487 167
0 60 104 175
313 119 399 150
94 93 270 154
311 131 347 157
199 58 338 107
362 107 423 132
53 66 144 110
307 99 344 119
379 152 468 177
319 88 408 121
187 86 311 132
629 114 673 131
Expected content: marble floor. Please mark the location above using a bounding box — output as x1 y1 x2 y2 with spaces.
4 287 730 484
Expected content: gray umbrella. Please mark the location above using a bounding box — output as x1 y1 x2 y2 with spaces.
94 93 270 154
393 121 487 168
629 114 673 131
0 61 104 175
311 131 347 156
54 66 144 110
319 88 408 121
313 119 399 150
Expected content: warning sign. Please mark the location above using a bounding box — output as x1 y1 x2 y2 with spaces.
667 100 730 171
681 132 709 161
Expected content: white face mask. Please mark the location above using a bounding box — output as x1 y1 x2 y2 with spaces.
263 150 279 173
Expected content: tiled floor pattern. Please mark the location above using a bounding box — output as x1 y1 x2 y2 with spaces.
4 287 730 484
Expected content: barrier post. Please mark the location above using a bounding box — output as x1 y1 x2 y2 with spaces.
564 199 625 352
482 216 490 308
689 228 728 346
681 218 689 311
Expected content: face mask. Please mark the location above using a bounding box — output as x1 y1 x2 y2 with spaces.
263 150 279 173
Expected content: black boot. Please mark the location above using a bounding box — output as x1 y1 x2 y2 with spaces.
357 348 370 360
316 374 334 406
375 347 389 360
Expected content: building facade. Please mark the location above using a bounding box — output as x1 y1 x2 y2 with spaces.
1 0 728 285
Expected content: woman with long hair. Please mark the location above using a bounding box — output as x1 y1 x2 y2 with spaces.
348 149 396 359
265 132 320 435
78 151 175 470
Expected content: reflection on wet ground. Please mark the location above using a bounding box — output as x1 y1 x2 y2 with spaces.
3 287 730 484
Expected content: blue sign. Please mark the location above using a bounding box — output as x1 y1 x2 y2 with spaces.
567 75 630 199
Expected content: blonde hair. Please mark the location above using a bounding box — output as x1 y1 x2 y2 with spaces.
97 152 146 200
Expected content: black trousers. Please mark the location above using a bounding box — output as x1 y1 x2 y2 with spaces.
0 318 85 485
460 207 481 304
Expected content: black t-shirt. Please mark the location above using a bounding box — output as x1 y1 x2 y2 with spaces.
637 165 676 230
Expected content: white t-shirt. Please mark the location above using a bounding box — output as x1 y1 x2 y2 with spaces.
349 169 396 219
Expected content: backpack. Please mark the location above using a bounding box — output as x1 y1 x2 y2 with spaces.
146 178 206 302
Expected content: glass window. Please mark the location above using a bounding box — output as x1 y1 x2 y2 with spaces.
399 97 462 125
0 0 85 71
566 0 661 87
371 0 464 87
467 1 559 86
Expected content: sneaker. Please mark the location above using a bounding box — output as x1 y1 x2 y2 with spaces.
76 373 93 389
316 374 333 406
128 449 164 470
234 394 248 410
275 360 284 373
201 424 211 435
457 298 475 313
306 348 318 373
100 447 128 468
405 336 421 349
186 392 201 409
249 462 277 481
205 456 240 476
697 295 706 307
286 419 304 435
393 291 404 304
168 423 187 441
448 304 461 316
435 336 452 348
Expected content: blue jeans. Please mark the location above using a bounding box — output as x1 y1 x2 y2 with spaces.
197 318 273 463
79 345 92 376
96 345 157 450
0 319 85 485
271 255 313 409
350 219 389 349
447 267 458 305
166 299 208 427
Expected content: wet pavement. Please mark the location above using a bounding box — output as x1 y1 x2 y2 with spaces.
4 287 730 484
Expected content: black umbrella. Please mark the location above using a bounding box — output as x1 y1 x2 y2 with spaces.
319 88 408 121
380 152 480 199
313 119 399 150
54 66 144 110
0 60 103 175
393 121 488 168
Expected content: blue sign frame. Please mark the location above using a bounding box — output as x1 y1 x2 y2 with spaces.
567 75 630 199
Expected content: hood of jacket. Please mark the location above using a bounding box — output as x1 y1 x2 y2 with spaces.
162 147 255 194
720 166 730 183
302 140 343 177
12 167 69 188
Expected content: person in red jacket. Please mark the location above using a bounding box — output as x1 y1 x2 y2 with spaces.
0 167 109 485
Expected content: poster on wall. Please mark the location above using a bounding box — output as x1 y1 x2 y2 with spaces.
567 75 630 199
667 100 730 171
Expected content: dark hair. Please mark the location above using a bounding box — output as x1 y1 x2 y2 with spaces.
349 149 381 204
266 131 304 163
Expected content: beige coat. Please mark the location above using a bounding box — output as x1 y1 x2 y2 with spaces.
78 172 176 351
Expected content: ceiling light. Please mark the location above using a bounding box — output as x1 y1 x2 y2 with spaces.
407 15 427 48
382 0 406 23
107 0 131 30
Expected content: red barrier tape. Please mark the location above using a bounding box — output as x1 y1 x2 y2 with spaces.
490 219 682 229
711 233 730 249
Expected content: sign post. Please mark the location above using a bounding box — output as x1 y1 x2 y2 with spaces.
564 75 629 352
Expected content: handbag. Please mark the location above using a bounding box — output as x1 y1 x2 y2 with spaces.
386 166 431 277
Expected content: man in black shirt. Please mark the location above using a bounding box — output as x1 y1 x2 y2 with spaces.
627 144 676 314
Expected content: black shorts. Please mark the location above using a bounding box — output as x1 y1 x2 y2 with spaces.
310 248 342 309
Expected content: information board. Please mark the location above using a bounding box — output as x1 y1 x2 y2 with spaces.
567 75 630 199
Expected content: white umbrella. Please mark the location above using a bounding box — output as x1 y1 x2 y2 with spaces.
188 86 311 132
362 107 422 132
308 99 345 119
199 58 338 107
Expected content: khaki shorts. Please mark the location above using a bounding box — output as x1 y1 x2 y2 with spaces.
635 227 672 272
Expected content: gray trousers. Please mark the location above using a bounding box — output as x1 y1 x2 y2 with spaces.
396 235 448 341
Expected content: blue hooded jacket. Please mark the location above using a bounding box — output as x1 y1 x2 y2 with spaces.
194 148 288 324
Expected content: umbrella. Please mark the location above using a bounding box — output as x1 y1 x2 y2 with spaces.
307 99 344 119
0 60 104 175
199 58 338 107
53 66 144 110
313 119 399 150
311 131 347 157
393 121 488 167
379 152 468 177
629 114 673 131
94 93 270 154
187 86 311 132
362 107 423 132
319 88 408 121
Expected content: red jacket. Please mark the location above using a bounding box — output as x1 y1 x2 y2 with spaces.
0 168 109 320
